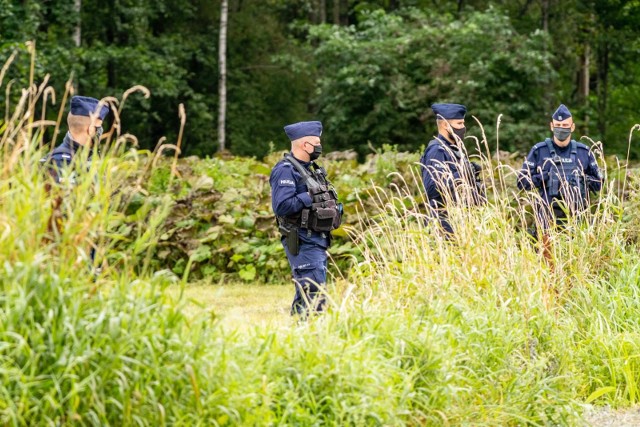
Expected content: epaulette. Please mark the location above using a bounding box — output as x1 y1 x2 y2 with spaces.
575 141 591 151
532 141 548 151
51 152 73 161
426 139 445 152
43 144 75 163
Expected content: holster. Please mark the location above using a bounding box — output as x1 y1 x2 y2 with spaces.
279 222 299 256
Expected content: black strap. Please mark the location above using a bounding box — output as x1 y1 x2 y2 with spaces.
545 138 557 157
545 138 577 164
428 137 477 182
300 210 310 228
283 153 323 190
428 138 464 160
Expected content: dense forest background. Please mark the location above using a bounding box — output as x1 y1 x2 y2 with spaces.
1 0 639 158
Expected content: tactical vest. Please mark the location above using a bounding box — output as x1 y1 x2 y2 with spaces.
544 139 588 209
278 153 342 232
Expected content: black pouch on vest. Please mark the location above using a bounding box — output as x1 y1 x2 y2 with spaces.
309 203 338 232
547 171 561 199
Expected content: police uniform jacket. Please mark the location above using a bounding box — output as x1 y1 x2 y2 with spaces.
269 154 330 248
420 134 478 208
41 132 92 184
517 138 603 204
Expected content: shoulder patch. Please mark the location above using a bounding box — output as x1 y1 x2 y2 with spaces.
278 179 295 186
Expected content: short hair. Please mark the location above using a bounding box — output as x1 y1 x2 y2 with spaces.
67 113 91 133
292 136 317 147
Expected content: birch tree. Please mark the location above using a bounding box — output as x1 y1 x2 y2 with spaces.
218 0 228 152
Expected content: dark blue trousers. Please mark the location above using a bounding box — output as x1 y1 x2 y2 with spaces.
283 240 328 316
427 201 454 236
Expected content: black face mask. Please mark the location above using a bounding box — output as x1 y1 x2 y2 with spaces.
553 127 571 142
308 143 322 161
449 126 466 142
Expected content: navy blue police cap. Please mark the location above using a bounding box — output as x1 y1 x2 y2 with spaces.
283 121 323 141
552 104 572 121
70 96 110 120
431 103 467 120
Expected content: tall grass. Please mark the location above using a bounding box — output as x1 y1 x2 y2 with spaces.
340 120 640 423
2 47 640 426
0 50 221 425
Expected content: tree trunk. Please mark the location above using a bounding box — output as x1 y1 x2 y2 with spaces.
312 0 326 24
72 0 81 93
596 42 609 138
578 42 590 132
541 0 549 32
73 0 81 47
106 0 116 90
218 0 228 152
318 0 326 24
332 0 340 24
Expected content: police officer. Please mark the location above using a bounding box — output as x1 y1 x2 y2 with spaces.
517 104 603 235
41 95 109 181
269 121 342 318
419 103 485 235
41 96 109 265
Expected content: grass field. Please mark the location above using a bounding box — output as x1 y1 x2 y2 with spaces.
5 56 640 424
167 283 293 331
175 281 640 427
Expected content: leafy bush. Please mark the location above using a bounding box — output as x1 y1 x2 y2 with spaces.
136 149 422 283
309 7 556 155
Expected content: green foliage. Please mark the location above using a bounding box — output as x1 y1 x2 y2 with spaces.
135 150 423 283
5 62 640 426
309 8 556 154
0 81 222 424
5 7 640 424
0 0 313 158
3 1 640 157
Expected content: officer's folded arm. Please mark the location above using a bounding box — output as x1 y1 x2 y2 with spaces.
517 168 545 190
533 170 549 188
271 167 313 216
297 191 312 207
587 175 603 192
273 192 311 217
